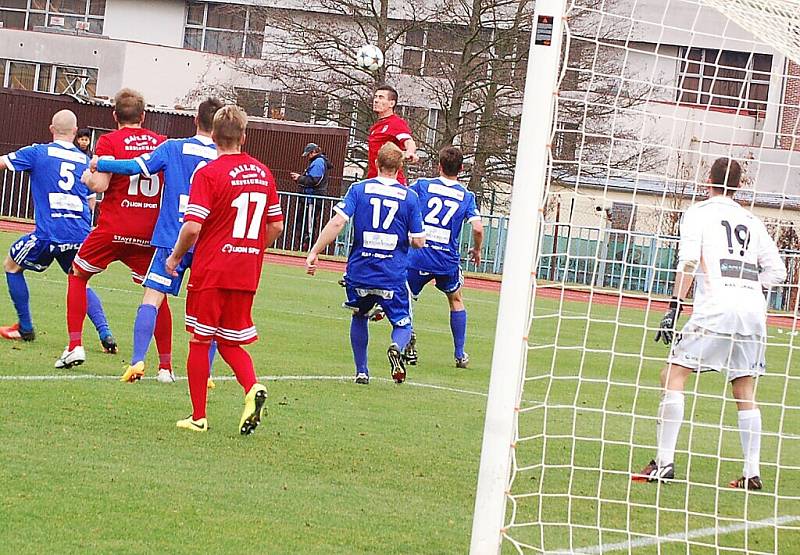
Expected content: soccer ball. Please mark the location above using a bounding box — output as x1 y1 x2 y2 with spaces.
356 44 384 72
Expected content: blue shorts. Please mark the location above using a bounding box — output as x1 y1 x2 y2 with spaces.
9 233 81 273
407 267 464 298
344 282 411 327
143 247 193 296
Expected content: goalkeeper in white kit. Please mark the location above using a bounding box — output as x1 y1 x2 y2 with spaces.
633 157 786 490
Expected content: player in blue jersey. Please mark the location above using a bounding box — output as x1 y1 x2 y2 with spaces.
0 109 115 352
406 146 483 368
306 143 425 385
89 98 223 384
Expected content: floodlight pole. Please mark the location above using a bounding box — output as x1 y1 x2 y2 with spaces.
469 1 567 553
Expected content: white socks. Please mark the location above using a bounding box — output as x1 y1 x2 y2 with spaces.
738 408 762 478
656 390 685 467
655 391 761 478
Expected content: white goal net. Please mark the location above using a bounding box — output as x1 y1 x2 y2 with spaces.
472 0 800 553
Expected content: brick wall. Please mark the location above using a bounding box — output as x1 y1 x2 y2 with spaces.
780 60 800 150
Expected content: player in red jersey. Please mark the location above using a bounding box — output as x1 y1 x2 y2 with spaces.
57 88 173 374
166 105 284 434
367 84 418 185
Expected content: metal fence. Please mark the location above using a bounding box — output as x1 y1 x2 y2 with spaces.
275 191 510 273
537 221 799 313
0 178 796 313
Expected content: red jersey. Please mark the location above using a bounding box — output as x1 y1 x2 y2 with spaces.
184 152 283 292
367 113 413 184
94 127 165 245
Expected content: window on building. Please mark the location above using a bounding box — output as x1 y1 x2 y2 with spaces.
401 25 526 82
493 28 528 88
0 58 97 95
256 91 330 124
553 121 580 162
284 93 313 123
677 48 772 113
402 25 465 77
0 0 105 34
334 98 357 143
184 2 265 59
235 87 266 117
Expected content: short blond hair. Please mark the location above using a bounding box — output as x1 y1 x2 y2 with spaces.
113 88 145 124
212 105 248 149
377 142 403 174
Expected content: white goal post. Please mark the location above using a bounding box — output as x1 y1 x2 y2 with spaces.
471 0 800 553
470 0 568 552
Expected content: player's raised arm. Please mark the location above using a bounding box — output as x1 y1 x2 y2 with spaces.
95 157 146 176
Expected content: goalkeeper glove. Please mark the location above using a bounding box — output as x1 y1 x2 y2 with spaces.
654 298 682 345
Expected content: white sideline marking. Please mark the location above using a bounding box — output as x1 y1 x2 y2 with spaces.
0 373 490 397
547 515 800 554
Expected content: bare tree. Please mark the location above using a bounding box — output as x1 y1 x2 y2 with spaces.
184 0 535 211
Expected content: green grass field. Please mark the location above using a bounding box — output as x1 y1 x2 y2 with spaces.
0 230 797 554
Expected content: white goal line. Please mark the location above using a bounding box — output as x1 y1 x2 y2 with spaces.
0 373 490 398
545 514 800 554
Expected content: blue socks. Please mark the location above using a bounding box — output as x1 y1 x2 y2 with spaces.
86 287 112 340
131 304 158 365
391 325 412 351
208 340 218 376
350 315 369 375
6 271 32 333
450 310 467 359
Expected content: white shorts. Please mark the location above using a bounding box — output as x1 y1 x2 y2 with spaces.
667 324 766 382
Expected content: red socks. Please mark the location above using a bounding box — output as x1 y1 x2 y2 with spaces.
218 344 257 392
67 273 89 349
154 299 172 371
187 340 211 420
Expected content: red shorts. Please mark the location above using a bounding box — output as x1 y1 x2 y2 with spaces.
185 288 257 345
73 228 154 283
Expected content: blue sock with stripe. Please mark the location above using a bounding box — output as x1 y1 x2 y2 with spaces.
6 271 32 333
350 315 369 375
450 310 467 359
86 287 111 340
208 340 218 376
131 304 158 365
391 326 412 351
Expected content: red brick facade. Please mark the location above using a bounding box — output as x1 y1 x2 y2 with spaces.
780 60 800 150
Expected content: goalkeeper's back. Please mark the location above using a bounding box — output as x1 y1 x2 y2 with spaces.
679 158 786 336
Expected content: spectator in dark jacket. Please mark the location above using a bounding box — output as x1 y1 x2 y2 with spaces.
291 143 330 194
292 143 331 250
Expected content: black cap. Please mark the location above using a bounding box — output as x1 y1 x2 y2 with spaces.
302 142 319 156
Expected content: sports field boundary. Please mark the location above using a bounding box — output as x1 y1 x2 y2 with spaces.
0 373 490 397
0 220 794 329
544 514 800 554
263 252 797 330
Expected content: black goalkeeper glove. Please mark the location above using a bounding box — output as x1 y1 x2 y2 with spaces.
654 299 682 345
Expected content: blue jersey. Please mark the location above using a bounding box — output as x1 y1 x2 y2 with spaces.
98 135 217 249
334 177 424 289
1 141 93 244
137 135 216 248
408 177 481 274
